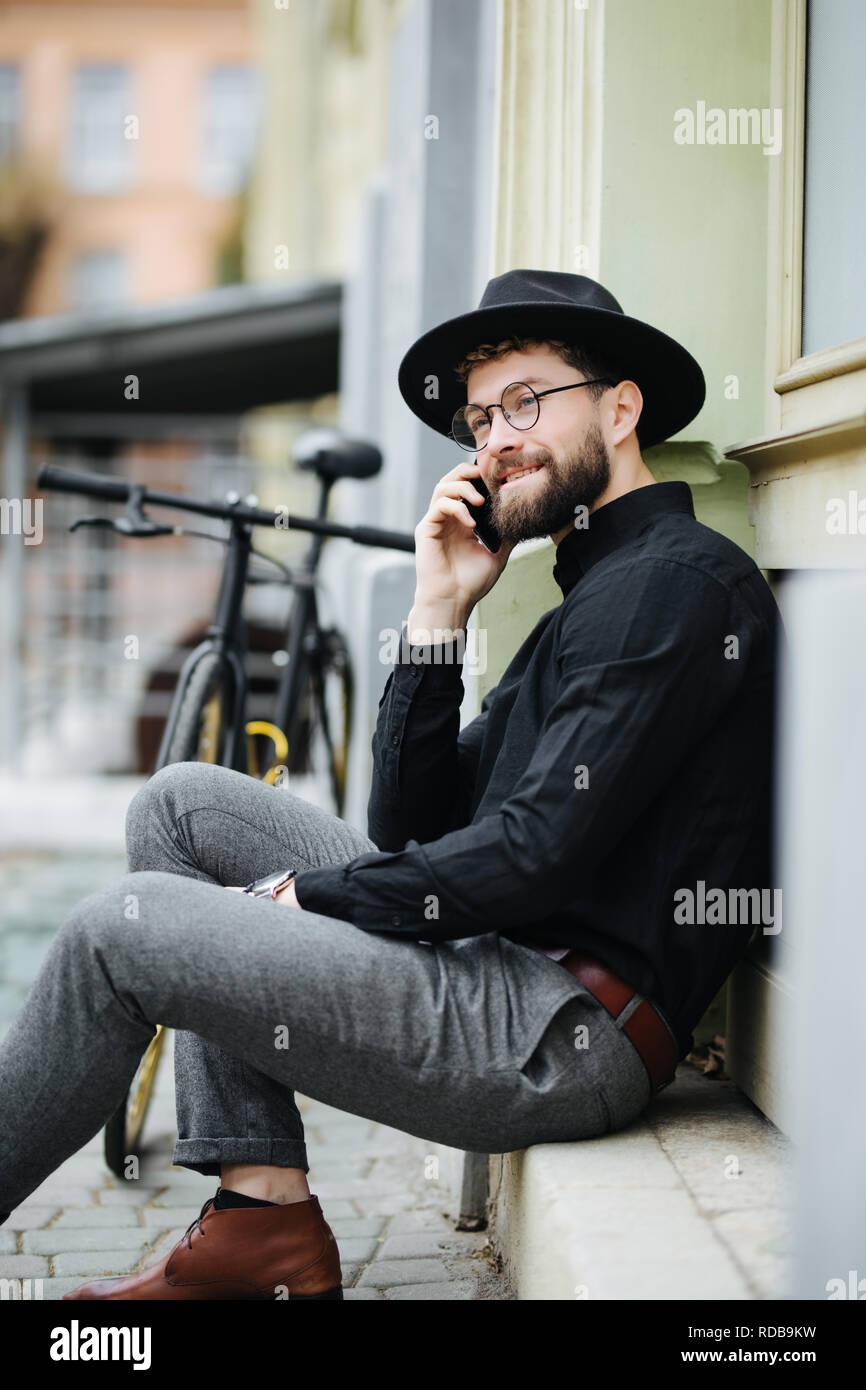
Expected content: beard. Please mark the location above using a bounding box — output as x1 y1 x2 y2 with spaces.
489 419 612 545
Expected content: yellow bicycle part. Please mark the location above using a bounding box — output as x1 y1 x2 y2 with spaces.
125 1024 168 1151
197 688 223 763
245 720 289 784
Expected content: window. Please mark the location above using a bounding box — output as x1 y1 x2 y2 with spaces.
801 0 866 356
66 64 133 193
198 64 261 196
69 249 128 309
0 64 20 164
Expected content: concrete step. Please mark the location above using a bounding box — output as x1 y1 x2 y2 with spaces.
488 1065 793 1300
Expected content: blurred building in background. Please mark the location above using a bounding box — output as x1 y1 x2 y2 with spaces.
0 0 260 316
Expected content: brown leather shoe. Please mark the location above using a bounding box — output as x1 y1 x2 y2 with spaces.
62 1194 343 1300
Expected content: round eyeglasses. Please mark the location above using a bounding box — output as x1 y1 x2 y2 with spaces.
450 378 615 452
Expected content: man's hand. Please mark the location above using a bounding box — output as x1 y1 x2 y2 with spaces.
410 460 516 626
224 882 301 908
274 879 300 909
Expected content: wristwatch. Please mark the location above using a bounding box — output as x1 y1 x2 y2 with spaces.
241 867 298 900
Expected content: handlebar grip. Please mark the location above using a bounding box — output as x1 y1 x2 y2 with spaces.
36 464 131 501
351 525 415 553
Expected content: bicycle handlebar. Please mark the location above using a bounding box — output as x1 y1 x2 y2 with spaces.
36 464 416 554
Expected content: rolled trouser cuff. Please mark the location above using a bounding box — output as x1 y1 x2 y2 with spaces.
172 1137 309 1176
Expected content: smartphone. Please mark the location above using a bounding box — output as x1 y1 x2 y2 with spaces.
467 472 501 553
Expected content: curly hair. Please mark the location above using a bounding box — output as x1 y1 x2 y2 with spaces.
454 336 619 405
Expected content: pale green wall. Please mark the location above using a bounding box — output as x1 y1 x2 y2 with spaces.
600 0 773 452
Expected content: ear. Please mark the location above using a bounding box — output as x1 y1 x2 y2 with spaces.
606 380 643 444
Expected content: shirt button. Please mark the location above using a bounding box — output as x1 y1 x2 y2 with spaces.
391 914 402 926
391 734 399 746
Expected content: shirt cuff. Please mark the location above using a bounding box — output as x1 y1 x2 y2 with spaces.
391 619 467 692
292 865 355 921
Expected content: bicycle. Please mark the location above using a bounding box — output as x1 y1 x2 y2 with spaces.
37 430 415 1177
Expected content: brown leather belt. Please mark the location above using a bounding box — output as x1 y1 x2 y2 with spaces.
557 950 679 1094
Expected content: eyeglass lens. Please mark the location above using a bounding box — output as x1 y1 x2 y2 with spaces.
452 382 539 450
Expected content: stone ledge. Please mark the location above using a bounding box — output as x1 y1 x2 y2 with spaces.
488 1066 793 1301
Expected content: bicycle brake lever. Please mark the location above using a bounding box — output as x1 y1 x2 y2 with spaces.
114 515 174 537
69 513 174 537
69 515 115 532
69 483 173 537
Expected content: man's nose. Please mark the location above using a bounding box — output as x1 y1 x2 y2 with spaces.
484 408 526 469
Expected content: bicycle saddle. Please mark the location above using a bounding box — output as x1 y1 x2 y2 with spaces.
292 428 382 482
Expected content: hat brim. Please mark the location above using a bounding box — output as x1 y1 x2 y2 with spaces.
397 302 705 452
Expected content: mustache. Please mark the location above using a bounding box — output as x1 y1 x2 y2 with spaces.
493 450 554 484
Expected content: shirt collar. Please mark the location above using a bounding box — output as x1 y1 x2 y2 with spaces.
552 480 695 598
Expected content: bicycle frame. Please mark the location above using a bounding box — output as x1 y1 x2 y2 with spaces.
155 515 254 774
271 472 333 751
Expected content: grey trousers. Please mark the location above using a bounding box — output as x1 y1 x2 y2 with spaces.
0 761 653 1218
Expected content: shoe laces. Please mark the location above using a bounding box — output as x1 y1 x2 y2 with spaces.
181 1194 217 1251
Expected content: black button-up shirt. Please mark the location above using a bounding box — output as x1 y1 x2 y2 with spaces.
293 481 782 1057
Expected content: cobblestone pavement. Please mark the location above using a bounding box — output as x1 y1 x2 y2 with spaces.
0 851 512 1301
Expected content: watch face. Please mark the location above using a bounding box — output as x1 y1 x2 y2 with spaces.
261 869 296 895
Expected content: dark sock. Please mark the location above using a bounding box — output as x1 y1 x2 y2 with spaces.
213 1185 278 1211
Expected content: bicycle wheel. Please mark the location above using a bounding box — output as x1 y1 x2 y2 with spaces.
277 628 352 816
162 650 229 767
306 628 354 817
103 1026 168 1180
104 652 231 1179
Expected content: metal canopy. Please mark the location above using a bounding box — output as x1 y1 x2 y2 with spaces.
0 277 342 420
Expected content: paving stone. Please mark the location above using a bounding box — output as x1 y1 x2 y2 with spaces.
142 1168 216 1188
305 1199 358 1221
0 1255 50 1277
52 1250 144 1278
147 1186 213 1208
386 1209 453 1235
358 1258 450 1288
21 1184 99 1208
308 1179 399 1200
140 1207 202 1227
96 1184 159 1206
351 1191 423 1217
385 1280 480 1300
142 1228 187 1262
97 1187 159 1206
333 1235 380 1264
0 1232 18 1255
41 1278 89 1301
0 1206 61 1231
379 1232 458 1260
306 1163 372 1182
53 1207 138 1229
23 1228 149 1256
343 1287 383 1299
327 1218 385 1239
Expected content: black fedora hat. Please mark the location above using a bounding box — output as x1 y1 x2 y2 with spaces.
397 268 705 452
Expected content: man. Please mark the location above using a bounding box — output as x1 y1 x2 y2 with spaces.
0 270 780 1300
